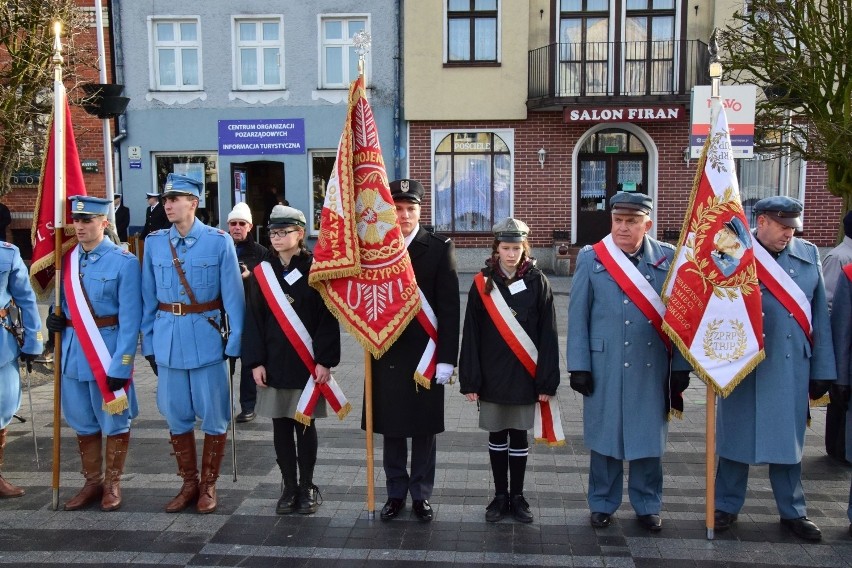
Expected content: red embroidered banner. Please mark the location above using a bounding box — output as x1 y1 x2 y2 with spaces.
309 76 420 357
662 107 765 397
30 96 86 298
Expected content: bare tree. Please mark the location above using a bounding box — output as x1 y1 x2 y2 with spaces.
719 0 852 225
0 0 93 197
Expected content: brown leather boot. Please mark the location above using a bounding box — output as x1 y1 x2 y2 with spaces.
196 433 227 514
0 428 25 498
101 432 130 511
165 431 199 513
64 433 104 510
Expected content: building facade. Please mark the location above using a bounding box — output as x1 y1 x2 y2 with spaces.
114 0 400 242
402 0 842 271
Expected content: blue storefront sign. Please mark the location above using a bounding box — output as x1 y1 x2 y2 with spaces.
218 118 306 156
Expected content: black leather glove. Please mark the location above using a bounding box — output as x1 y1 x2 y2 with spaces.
145 355 158 376
570 371 594 397
809 379 832 400
45 312 67 333
669 371 691 394
106 377 128 392
830 384 851 413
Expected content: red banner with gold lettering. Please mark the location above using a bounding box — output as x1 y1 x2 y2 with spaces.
309 76 420 357
29 96 86 299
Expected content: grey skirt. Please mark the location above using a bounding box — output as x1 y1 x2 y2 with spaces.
255 386 328 420
478 401 535 432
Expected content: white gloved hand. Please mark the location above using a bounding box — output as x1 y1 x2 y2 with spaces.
435 363 454 385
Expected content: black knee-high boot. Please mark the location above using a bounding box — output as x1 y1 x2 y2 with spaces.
295 419 320 514
273 418 298 514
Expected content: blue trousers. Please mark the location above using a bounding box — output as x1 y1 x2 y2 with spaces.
157 361 230 435
588 450 663 516
0 361 21 429
715 456 807 519
61 375 136 436
383 434 436 501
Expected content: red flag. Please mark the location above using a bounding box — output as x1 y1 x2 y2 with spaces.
29 97 86 298
662 107 764 396
309 76 420 356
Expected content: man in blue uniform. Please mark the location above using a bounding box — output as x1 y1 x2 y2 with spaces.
0 241 42 498
568 192 690 532
714 196 834 541
44 196 141 511
141 173 244 514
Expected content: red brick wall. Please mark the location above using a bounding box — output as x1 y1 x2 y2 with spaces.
5 1 113 235
409 114 843 249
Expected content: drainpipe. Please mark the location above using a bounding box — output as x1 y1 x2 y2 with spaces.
393 0 403 180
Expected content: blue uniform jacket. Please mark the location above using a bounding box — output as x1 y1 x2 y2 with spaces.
567 236 689 461
831 270 852 460
141 220 245 368
0 242 42 364
718 235 835 465
57 240 141 381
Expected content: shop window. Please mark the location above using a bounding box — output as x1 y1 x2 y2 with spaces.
446 0 499 64
309 151 336 236
149 18 202 90
234 18 284 90
738 152 804 228
154 153 219 225
433 131 512 233
320 16 368 88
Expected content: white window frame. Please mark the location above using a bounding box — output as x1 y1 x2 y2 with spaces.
442 0 502 64
308 150 338 236
231 15 285 91
317 14 370 89
148 16 203 91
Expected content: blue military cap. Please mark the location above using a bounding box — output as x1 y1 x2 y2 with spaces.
492 217 530 242
389 179 424 204
69 195 110 218
610 192 653 215
753 195 803 229
162 173 203 198
722 216 752 248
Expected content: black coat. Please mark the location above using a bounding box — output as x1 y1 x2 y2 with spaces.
242 251 341 390
115 204 130 241
362 227 460 437
235 236 267 274
141 203 169 238
459 263 560 405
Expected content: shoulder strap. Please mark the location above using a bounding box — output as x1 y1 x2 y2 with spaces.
168 238 199 305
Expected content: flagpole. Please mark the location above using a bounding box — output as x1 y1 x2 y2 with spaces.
704 29 724 541
50 21 65 512
93 0 116 223
353 30 376 519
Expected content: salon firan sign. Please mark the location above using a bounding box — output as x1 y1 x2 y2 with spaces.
564 105 684 123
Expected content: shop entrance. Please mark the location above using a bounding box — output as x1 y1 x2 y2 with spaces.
230 160 285 245
575 129 649 245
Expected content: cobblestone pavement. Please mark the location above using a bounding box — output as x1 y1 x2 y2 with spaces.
1 273 851 567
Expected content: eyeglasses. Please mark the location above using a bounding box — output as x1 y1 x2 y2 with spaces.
228 221 248 227
269 228 300 238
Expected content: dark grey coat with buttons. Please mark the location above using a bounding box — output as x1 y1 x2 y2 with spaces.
568 236 689 461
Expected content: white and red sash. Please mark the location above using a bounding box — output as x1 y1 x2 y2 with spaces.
254 261 351 425
64 247 129 414
845 264 852 282
473 273 565 446
753 241 813 345
592 235 670 349
413 289 438 389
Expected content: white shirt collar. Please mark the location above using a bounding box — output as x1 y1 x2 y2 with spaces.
404 225 419 248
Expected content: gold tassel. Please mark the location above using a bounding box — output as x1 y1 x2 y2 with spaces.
103 395 129 415
336 402 352 420
667 408 684 421
294 411 312 427
810 393 830 408
534 437 566 447
413 372 432 390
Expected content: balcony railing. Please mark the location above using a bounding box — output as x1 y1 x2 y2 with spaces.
528 39 710 106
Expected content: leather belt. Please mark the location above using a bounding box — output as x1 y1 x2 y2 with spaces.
158 299 223 316
67 315 119 328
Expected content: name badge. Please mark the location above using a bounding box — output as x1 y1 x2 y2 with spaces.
508 280 527 295
285 268 302 286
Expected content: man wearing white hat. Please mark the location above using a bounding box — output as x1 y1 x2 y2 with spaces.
227 202 267 422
